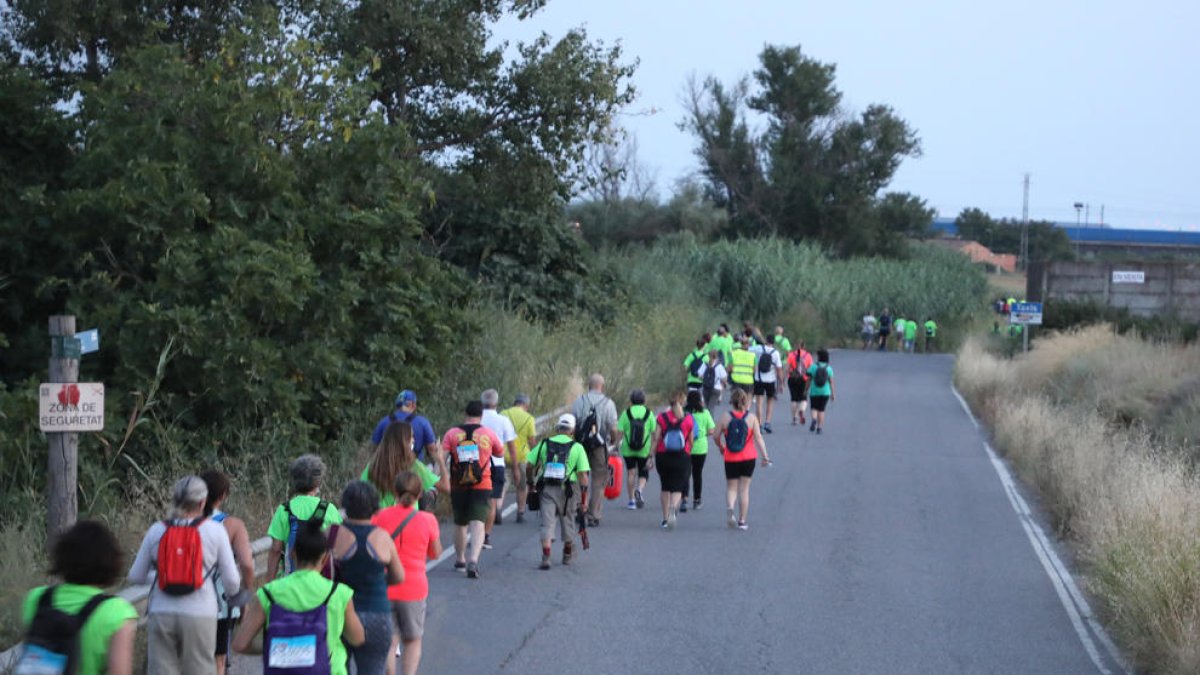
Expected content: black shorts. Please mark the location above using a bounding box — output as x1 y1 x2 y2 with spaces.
215 617 232 656
809 395 830 412
787 378 807 401
753 381 777 398
450 489 491 525
490 465 506 498
623 455 649 478
724 459 756 479
655 452 690 493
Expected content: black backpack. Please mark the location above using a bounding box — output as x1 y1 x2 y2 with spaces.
757 347 775 374
702 362 717 391
540 439 574 486
625 407 651 451
17 586 111 675
575 404 604 450
687 351 704 378
812 364 829 388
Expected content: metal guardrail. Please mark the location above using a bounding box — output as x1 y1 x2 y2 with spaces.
1 405 568 670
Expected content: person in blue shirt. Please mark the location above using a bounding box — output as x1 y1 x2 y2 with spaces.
372 390 438 461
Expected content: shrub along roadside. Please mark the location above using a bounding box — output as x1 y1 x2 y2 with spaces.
955 331 1200 674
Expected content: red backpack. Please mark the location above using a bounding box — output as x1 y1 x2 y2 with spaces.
157 517 209 596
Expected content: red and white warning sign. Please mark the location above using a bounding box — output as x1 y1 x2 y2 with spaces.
38 383 105 432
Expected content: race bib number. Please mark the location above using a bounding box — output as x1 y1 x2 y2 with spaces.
268 635 317 668
544 462 566 480
15 646 67 675
457 444 480 463
491 455 505 467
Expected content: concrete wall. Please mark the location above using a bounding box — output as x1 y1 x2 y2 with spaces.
1027 261 1200 321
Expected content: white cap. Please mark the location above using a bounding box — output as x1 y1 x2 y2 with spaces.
557 413 576 429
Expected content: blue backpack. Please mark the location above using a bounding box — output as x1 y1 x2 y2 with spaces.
726 412 750 453
282 500 330 575
662 415 688 452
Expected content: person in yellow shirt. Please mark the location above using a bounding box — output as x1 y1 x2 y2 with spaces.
502 394 538 524
729 334 757 396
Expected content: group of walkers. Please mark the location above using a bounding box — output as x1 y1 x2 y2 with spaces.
860 309 938 353
17 323 837 675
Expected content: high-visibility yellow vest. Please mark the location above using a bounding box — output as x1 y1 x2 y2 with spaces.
730 349 756 385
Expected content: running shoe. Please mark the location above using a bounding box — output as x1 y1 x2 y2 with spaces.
466 562 479 579
680 499 688 513
482 534 493 550
562 546 573 565
694 499 703 510
661 520 669 529
627 500 637 510
516 511 525 524
816 427 823 435
539 555 551 571
635 489 645 509
727 509 737 528
667 512 677 529
454 560 466 571
809 420 817 432
737 521 749 531
763 422 773 434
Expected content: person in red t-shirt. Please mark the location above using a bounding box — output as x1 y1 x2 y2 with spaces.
649 391 695 530
372 471 442 675
716 389 771 530
787 341 814 425
441 400 503 579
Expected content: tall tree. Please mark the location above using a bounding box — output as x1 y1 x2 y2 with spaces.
685 44 922 256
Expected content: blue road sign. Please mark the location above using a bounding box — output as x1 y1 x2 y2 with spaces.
77 329 100 355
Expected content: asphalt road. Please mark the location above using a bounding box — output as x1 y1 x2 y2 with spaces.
238 349 1127 674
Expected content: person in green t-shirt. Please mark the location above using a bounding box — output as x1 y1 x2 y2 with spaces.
234 521 364 675
903 316 918 353
923 317 938 353
707 324 734 369
20 520 138 675
267 454 345 580
681 390 716 512
684 337 708 391
527 415 591 569
772 326 792 358
363 420 448 511
617 389 658 509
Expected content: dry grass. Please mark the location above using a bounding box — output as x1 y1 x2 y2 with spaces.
956 328 1200 674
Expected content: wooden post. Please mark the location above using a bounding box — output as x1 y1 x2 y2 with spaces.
47 315 79 546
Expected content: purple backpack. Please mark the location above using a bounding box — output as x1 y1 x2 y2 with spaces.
262 583 339 675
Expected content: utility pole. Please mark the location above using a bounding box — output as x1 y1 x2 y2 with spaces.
1020 173 1030 271
1100 204 1105 227
47 315 80 545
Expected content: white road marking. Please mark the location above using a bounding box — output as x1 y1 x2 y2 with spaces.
951 386 1131 675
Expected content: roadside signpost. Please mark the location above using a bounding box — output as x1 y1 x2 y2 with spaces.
1009 302 1043 353
43 316 104 546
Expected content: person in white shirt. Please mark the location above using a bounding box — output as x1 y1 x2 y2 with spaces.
128 475 241 675
698 350 728 409
480 389 518 548
748 337 785 434
861 311 877 350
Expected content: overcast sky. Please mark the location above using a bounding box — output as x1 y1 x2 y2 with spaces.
495 0 1200 231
